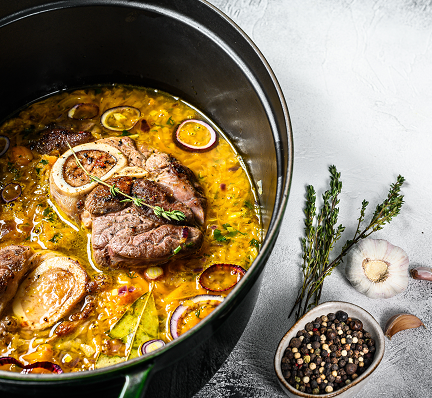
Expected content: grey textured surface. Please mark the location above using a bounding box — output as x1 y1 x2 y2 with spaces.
197 1 432 397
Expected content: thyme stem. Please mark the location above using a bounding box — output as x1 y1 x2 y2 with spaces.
66 142 186 222
289 166 405 320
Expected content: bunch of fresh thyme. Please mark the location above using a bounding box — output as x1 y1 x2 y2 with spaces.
66 143 186 222
289 165 405 320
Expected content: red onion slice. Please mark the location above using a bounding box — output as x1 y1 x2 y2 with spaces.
118 285 128 296
0 357 24 367
170 294 224 339
21 361 63 374
0 357 63 374
1 183 22 203
199 264 246 292
140 339 165 355
174 119 217 152
101 106 141 131
68 103 99 120
0 135 10 157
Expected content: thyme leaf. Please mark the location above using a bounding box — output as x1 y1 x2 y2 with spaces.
66 142 186 222
289 166 405 320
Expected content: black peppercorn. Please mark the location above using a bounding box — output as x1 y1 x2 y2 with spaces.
289 337 302 348
305 322 314 331
310 335 320 342
335 311 348 322
327 313 336 321
326 329 337 341
349 319 363 331
311 341 320 349
345 363 357 375
282 362 290 371
304 368 313 377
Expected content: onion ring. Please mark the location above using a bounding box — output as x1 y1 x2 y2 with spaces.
0 357 63 374
170 294 224 339
0 135 10 157
140 339 165 355
68 103 99 120
199 264 246 292
1 183 22 203
173 119 217 152
101 106 141 131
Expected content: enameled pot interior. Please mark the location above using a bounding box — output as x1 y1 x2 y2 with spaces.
0 0 290 236
0 1 292 396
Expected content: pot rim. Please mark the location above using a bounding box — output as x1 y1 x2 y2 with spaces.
0 0 294 383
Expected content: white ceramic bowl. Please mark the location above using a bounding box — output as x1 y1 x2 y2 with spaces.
274 301 385 398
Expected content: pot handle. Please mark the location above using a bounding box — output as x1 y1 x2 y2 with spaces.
119 363 155 398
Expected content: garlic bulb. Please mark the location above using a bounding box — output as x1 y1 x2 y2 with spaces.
345 238 409 299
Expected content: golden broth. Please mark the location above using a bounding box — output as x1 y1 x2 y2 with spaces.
0 85 261 372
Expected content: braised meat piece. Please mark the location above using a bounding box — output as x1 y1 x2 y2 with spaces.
145 152 207 225
0 245 34 317
91 207 203 268
131 179 195 225
33 128 94 155
99 136 147 168
49 136 207 268
55 295 96 337
85 176 134 216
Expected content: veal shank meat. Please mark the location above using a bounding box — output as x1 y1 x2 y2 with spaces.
0 245 34 317
91 206 203 268
33 128 94 155
52 136 206 268
144 151 206 225
84 176 134 217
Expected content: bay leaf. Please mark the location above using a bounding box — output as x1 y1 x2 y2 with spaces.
95 284 159 368
128 293 159 360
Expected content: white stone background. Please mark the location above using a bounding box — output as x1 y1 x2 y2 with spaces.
196 0 432 397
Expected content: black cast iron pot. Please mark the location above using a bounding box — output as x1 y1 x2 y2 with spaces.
0 1 293 397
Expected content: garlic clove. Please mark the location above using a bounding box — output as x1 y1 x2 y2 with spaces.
345 238 409 299
410 267 432 281
384 313 425 339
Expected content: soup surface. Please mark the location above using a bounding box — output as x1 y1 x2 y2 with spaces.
0 85 260 373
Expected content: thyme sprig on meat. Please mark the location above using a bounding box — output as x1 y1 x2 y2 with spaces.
289 165 405 320
66 142 186 222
